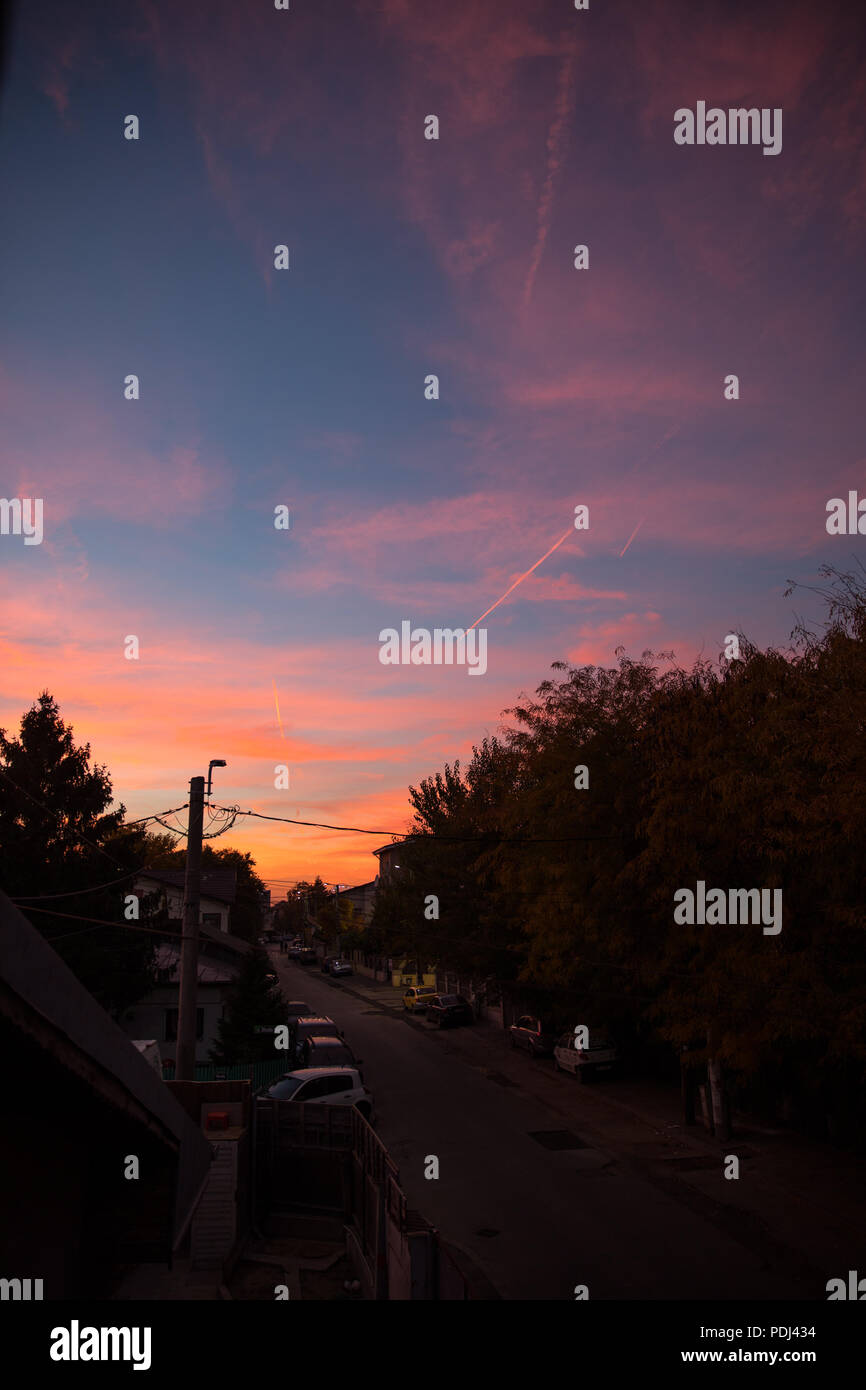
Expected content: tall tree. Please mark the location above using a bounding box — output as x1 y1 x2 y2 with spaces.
0 692 155 1016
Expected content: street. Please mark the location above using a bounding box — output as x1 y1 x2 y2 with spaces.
271 955 822 1301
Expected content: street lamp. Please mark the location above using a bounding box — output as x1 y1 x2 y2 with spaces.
206 758 227 796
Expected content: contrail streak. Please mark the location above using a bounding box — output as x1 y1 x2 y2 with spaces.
523 49 578 308
468 527 573 630
272 678 286 739
619 517 645 557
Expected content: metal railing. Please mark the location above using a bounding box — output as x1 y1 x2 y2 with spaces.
162 1058 288 1090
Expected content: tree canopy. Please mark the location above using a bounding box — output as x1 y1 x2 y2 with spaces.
0 692 155 1016
371 567 866 1140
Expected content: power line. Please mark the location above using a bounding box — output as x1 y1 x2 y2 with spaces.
12 869 142 901
208 802 620 844
124 803 189 826
15 904 189 941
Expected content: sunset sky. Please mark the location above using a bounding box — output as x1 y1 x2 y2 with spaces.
2 0 864 893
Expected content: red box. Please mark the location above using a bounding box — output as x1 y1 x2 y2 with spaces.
206 1111 230 1131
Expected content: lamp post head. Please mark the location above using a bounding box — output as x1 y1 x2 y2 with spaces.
206 758 227 796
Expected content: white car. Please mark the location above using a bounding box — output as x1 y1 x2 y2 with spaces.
265 1066 374 1120
553 1030 618 1082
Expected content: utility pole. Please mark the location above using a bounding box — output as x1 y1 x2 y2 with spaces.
176 759 226 1081
176 776 204 1081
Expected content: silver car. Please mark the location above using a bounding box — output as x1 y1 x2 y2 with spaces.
266 1067 373 1121
553 1029 618 1081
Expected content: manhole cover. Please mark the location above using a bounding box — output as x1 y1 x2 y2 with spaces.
528 1129 588 1150
485 1070 517 1087
475 1228 500 1238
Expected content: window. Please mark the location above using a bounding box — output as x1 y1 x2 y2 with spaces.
164 1008 203 1041
296 1077 331 1101
268 1076 303 1100
325 1074 353 1095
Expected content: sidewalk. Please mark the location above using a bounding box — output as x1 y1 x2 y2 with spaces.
339 970 866 1290
337 971 405 1011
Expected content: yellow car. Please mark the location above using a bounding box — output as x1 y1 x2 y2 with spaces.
402 985 437 1012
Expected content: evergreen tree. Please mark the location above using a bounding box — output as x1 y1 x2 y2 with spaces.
209 947 286 1064
0 692 155 1016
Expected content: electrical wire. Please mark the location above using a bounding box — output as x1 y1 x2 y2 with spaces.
12 869 142 901
208 802 620 843
15 904 188 940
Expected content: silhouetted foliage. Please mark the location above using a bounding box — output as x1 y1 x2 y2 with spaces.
373 570 866 1143
0 692 155 1016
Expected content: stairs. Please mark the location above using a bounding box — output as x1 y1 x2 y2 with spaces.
191 1142 237 1269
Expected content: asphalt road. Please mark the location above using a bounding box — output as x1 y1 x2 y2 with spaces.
273 956 817 1301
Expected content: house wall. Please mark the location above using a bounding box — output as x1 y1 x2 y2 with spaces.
121 983 228 1065
392 961 436 988
133 879 231 933
341 881 377 924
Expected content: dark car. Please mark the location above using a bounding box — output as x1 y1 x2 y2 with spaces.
298 948 318 965
426 993 474 1028
290 1015 342 1061
329 960 353 978
287 944 303 960
321 956 339 973
300 1035 360 1071
286 1001 313 1024
508 1014 556 1057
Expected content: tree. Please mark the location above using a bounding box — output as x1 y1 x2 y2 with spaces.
374 569 866 1143
209 947 287 1064
370 738 526 980
0 692 155 1017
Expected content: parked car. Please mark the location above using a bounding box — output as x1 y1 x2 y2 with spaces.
321 956 339 973
300 1035 361 1071
298 948 318 965
266 1067 373 1120
290 1015 343 1061
554 1030 619 1081
330 960 353 978
402 985 437 1012
264 970 279 987
287 944 303 960
425 993 474 1028
285 1001 313 1024
508 1015 556 1057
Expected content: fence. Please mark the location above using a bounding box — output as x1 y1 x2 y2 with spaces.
254 1098 470 1298
162 1058 287 1092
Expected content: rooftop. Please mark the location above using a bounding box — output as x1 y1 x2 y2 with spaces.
136 867 238 904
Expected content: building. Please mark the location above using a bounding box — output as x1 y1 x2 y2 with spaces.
0 889 213 1298
121 870 251 1065
120 941 243 1066
340 879 377 924
134 868 237 935
373 841 406 881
